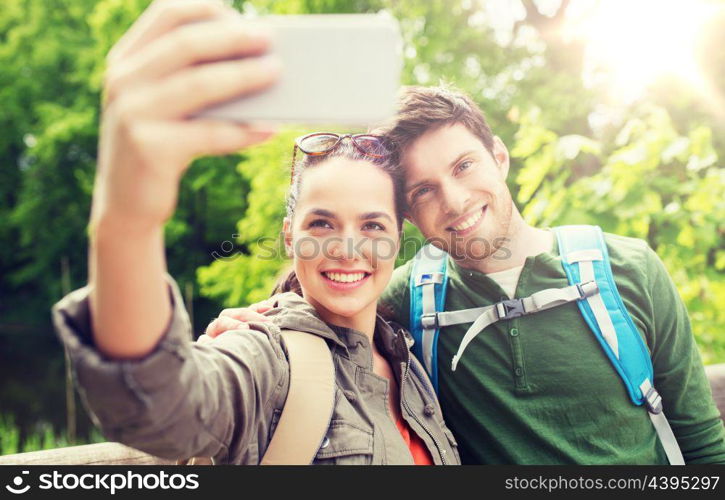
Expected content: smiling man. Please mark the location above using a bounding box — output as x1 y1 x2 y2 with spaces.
376 85 725 464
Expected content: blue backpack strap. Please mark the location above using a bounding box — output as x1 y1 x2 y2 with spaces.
554 225 652 405
554 225 684 465
409 243 448 393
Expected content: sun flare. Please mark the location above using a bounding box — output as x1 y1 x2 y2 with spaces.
567 0 720 98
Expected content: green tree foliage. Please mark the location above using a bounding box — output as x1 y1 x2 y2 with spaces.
197 129 301 307
512 105 725 363
1 0 250 328
1 0 100 312
1 0 723 365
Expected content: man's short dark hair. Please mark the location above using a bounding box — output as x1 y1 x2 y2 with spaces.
380 84 496 161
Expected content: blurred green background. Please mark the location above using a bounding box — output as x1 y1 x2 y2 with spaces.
1 0 724 453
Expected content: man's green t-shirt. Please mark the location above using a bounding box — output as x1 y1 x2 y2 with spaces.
381 231 725 464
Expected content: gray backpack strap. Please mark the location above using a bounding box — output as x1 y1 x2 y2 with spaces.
260 329 335 465
640 378 685 465
449 282 599 371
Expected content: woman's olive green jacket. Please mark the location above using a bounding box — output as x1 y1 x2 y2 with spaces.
52 274 461 465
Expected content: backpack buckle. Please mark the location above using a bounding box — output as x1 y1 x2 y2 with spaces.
421 313 438 329
576 280 599 298
495 299 526 320
643 386 663 415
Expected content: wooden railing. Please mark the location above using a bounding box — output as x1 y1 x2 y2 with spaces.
0 441 175 465
1 363 724 465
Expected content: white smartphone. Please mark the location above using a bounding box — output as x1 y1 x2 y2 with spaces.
192 13 403 126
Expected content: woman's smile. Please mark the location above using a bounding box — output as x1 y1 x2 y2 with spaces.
320 269 372 291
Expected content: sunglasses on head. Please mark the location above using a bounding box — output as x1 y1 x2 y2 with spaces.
290 133 393 183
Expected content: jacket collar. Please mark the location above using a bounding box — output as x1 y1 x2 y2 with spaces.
329 313 411 369
263 292 411 367
264 292 349 350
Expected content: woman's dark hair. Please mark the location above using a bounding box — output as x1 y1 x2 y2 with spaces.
271 138 405 321
285 139 405 232
272 265 303 297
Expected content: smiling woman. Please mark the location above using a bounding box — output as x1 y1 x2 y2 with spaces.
279 139 405 329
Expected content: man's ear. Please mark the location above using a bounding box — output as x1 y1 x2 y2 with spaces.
282 217 293 257
492 136 510 180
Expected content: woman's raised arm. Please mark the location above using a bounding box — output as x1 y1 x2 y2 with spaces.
88 0 280 359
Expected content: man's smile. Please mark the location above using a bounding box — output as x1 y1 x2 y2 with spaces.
446 205 487 236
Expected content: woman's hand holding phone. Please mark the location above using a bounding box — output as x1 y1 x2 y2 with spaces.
92 0 281 230
89 0 281 360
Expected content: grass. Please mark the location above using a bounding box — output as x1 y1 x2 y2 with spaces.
0 413 106 455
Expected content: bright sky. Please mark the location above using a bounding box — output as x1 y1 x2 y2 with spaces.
568 0 720 100
478 0 722 102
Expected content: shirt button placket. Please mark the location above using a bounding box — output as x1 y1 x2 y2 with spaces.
508 326 528 390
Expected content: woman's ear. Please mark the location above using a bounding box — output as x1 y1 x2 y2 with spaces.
282 217 293 257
